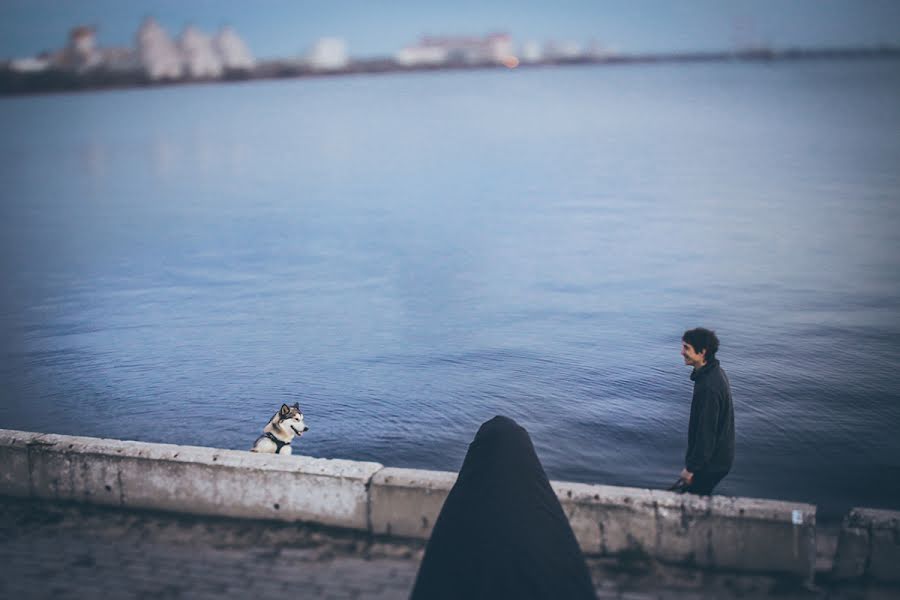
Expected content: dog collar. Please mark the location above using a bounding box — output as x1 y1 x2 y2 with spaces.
265 432 291 453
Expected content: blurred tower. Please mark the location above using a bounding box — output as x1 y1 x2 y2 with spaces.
214 26 255 71
307 38 349 71
486 33 515 63
137 17 183 80
520 40 543 63
58 26 102 71
179 26 224 78
395 33 515 67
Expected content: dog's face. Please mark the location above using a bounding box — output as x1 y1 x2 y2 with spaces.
278 402 309 437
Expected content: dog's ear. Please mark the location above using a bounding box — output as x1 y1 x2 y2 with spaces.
292 402 300 409
280 404 291 416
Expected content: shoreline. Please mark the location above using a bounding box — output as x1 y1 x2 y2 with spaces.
2 45 899 98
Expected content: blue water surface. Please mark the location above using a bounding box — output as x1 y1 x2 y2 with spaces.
2 59 899 517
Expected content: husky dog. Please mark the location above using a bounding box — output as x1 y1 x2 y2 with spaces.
251 403 309 455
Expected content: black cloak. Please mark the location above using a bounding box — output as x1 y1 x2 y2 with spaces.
410 415 596 600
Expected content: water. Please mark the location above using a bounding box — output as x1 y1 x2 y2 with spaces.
2 60 899 517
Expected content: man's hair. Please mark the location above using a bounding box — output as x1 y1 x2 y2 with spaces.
682 327 720 362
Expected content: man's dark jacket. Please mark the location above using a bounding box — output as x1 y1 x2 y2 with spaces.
685 358 735 474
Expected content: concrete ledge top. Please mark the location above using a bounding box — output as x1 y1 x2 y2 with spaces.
3 428 818 520
710 494 817 523
371 467 458 488
846 507 900 528
551 479 816 523
0 429 40 446
10 430 384 479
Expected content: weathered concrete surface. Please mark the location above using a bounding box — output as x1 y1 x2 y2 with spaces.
0 497 421 600
2 429 382 530
553 480 817 580
866 509 900 583
369 466 818 579
0 429 35 496
369 467 457 538
1 428 895 583
834 508 900 582
834 518 871 580
6 497 894 600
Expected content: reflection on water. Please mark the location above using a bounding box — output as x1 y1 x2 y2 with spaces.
1 61 899 517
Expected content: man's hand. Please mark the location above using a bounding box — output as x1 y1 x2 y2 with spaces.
680 468 694 485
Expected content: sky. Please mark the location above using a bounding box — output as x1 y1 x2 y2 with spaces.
1 0 900 60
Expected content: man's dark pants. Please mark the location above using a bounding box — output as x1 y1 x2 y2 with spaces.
686 470 729 496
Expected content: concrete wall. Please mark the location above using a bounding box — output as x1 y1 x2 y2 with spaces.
369 467 457 539
833 508 900 582
0 429 380 529
366 467 815 578
552 481 816 576
4 428 894 581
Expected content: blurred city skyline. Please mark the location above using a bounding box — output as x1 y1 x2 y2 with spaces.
2 0 900 61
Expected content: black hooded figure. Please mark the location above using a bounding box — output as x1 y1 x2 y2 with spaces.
410 415 597 600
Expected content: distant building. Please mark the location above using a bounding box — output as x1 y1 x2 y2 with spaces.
520 40 543 63
4 15 257 86
307 38 349 71
57 26 102 72
485 34 515 63
395 45 448 67
44 25 137 74
136 19 254 79
9 56 50 73
137 18 183 80
395 33 515 67
214 26 255 71
179 26 223 78
544 40 583 60
98 47 139 73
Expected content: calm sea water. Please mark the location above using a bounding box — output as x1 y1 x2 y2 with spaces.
2 60 899 517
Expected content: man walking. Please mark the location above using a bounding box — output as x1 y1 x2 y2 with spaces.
678 327 735 495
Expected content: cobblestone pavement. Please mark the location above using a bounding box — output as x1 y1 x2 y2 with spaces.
1 498 897 600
